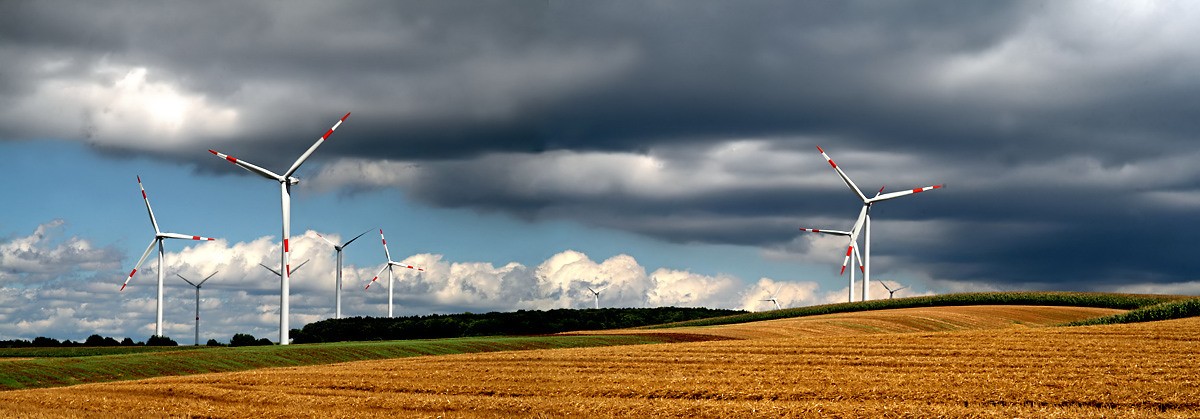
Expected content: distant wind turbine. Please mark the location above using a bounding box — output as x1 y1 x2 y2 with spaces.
208 112 350 345
817 146 944 300
121 176 217 338
365 229 424 318
316 228 372 319
586 285 609 309
760 285 782 311
259 259 311 278
879 281 908 299
176 271 217 346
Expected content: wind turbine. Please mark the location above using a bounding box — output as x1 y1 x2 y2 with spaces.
121 176 217 338
816 146 943 300
879 280 908 299
208 112 350 345
799 227 863 303
259 259 311 278
586 285 608 309
316 228 372 319
365 229 424 318
176 271 217 346
760 285 782 311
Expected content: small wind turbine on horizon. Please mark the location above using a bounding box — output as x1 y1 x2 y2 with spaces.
586 285 608 309
879 280 908 299
816 145 944 300
121 176 217 338
176 271 217 346
316 228 372 319
364 229 424 318
760 285 782 311
208 112 350 345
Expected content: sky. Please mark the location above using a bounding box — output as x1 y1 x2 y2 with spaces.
2 0 1199 343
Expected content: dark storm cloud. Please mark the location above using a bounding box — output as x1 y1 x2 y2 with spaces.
5 1 1200 290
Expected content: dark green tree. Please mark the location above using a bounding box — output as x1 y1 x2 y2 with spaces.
146 335 178 346
230 333 260 347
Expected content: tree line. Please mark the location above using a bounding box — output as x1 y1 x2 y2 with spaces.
1 334 274 348
291 307 745 344
0 334 179 348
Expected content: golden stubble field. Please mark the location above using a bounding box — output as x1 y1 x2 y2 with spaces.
3 305 1198 418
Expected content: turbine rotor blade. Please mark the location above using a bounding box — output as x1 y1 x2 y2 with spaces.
839 205 870 275
799 227 851 237
816 146 867 202
365 263 389 289
197 271 218 286
137 176 161 234
259 263 282 277
315 232 338 248
160 232 217 241
121 238 159 290
291 258 310 275
283 112 350 179
176 273 197 288
379 229 393 262
342 228 373 248
853 245 865 273
869 184 944 204
389 261 424 272
208 149 284 182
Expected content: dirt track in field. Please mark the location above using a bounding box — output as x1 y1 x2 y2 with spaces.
5 305 1197 418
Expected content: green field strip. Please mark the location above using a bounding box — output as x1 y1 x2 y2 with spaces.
0 334 684 391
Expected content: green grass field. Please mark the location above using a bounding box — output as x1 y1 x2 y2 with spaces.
0 334 690 391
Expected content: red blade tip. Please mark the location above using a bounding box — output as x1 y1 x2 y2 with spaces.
816 145 824 153
208 149 218 155
120 284 126 291
342 112 351 120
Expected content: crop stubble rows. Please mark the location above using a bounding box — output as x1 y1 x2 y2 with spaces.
1 306 1196 417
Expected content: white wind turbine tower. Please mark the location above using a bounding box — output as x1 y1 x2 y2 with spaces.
316 229 372 319
799 227 863 303
586 285 608 309
208 112 350 345
816 146 943 301
365 229 424 318
121 176 217 338
879 281 908 299
760 285 782 311
176 271 217 346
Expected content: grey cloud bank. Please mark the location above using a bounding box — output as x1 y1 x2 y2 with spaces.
2 1 1198 298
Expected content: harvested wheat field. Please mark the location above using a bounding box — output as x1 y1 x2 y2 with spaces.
584 305 1125 339
3 305 1198 418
